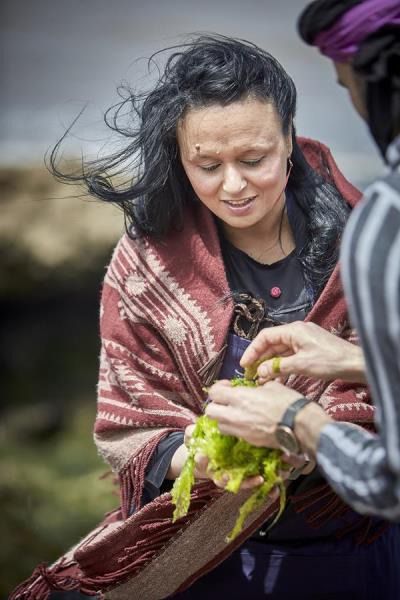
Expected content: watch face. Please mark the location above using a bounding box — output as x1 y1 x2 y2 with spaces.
275 425 300 455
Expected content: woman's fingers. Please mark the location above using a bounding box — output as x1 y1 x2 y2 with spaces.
281 452 309 469
238 475 264 489
212 474 229 488
194 452 209 479
279 452 315 480
184 423 196 447
213 473 264 490
194 453 263 490
267 486 280 504
194 452 264 490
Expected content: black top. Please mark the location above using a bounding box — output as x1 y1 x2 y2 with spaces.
219 191 312 336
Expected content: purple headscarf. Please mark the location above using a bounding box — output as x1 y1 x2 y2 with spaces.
314 0 400 62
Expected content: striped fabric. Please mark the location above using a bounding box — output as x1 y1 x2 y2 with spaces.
318 135 400 519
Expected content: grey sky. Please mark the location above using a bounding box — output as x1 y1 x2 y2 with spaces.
1 0 381 186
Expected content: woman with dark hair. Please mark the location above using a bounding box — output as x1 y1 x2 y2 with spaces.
11 33 400 600
207 0 400 547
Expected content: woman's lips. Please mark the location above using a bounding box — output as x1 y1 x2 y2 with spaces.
222 196 257 215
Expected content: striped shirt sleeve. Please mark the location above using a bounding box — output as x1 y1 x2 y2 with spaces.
317 172 400 519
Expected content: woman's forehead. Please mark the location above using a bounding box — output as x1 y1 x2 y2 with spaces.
177 99 283 156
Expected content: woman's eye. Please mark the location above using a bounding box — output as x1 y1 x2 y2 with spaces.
200 164 220 172
241 158 263 167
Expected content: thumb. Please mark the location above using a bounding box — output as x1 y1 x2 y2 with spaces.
184 423 196 446
194 453 209 478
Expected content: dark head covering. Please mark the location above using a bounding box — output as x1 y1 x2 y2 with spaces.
298 0 364 45
298 1 400 158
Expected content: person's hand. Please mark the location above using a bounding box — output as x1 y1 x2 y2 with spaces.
240 321 366 384
206 380 316 475
206 380 302 447
168 424 264 490
207 379 331 461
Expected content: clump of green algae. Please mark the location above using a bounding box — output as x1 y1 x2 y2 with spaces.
171 374 286 542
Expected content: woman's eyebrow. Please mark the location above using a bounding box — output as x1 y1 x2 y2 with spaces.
193 144 271 158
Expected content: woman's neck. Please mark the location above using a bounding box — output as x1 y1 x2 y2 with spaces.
221 197 296 264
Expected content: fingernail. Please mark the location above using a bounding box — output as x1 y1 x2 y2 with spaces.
282 452 293 462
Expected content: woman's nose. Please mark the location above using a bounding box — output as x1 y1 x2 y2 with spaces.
222 166 247 195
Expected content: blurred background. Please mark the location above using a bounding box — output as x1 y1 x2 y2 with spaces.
0 0 383 595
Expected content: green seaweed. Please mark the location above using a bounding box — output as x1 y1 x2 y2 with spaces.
171 377 286 542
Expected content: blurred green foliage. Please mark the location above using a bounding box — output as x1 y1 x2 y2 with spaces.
0 166 123 597
1 402 117 598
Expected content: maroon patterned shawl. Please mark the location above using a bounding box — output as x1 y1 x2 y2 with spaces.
11 139 382 600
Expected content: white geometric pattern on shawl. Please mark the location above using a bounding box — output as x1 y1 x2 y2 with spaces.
98 339 195 422
96 228 229 473
102 338 182 385
115 235 216 367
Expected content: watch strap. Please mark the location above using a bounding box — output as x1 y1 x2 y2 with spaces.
278 396 312 429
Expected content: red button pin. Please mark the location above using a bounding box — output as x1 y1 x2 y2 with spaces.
270 286 282 298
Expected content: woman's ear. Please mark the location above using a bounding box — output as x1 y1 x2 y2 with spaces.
286 124 293 158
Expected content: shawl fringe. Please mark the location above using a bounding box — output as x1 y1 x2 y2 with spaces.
291 483 390 544
119 431 175 519
8 559 99 600
74 482 221 594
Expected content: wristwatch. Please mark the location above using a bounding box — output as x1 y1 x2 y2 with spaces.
275 396 313 455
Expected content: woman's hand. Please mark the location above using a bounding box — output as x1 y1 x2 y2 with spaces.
240 321 366 384
168 424 264 490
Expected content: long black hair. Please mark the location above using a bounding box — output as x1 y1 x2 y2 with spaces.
298 1 400 157
50 34 349 298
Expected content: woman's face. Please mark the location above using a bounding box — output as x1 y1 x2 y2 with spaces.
177 98 292 233
334 61 368 121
